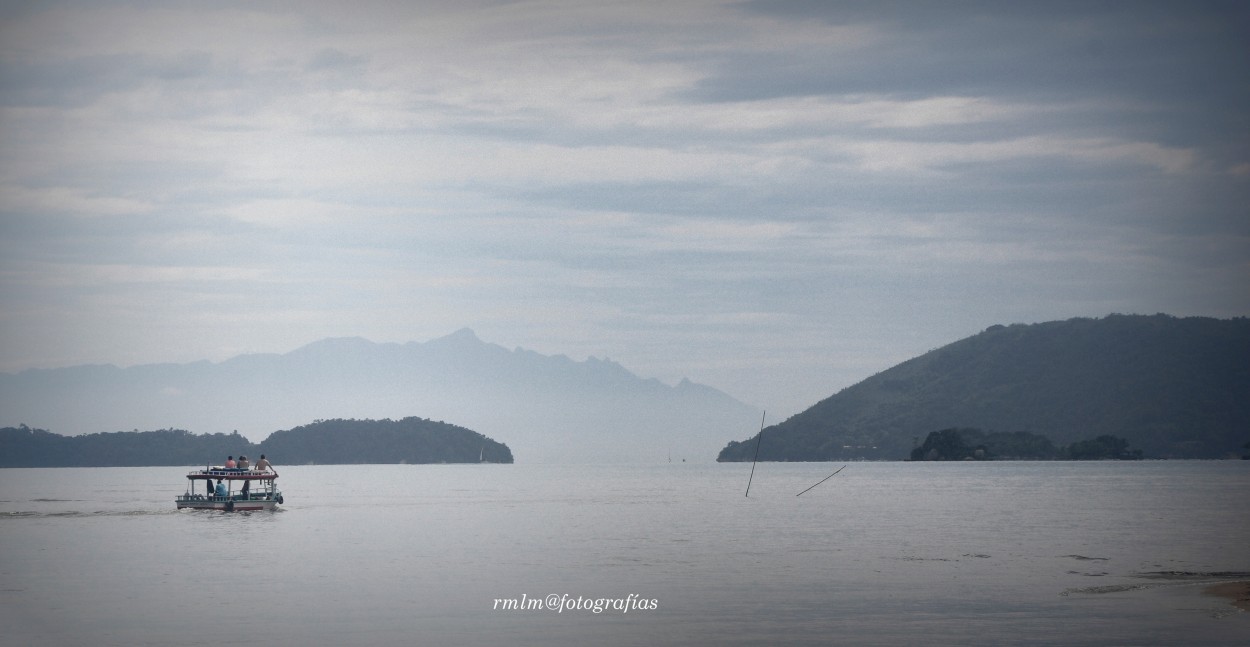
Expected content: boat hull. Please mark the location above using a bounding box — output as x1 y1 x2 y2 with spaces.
175 496 281 512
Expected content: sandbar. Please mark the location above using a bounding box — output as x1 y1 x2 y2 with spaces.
1204 581 1250 612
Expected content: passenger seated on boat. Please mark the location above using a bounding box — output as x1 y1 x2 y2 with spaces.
255 455 271 472
237 455 250 470
215 480 227 498
225 456 236 469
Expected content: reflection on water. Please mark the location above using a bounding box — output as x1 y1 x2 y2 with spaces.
1 462 1248 646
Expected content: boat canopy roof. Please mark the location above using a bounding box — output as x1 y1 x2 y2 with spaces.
187 468 278 481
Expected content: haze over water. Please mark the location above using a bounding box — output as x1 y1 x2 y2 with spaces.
2 461 1248 646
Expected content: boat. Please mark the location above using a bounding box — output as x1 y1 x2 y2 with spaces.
175 467 283 511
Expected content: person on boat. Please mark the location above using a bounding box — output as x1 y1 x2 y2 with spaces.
214 479 227 498
237 455 250 470
225 456 236 469
254 454 271 472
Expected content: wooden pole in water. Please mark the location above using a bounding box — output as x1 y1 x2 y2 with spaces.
744 411 765 497
795 465 847 497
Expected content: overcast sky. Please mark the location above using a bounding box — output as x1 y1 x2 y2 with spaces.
2 0 1247 421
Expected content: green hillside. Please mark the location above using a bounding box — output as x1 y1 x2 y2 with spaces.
718 314 1250 461
0 417 513 467
259 417 513 465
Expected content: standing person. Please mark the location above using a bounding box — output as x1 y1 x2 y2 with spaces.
225 456 236 469
237 455 250 470
254 454 272 472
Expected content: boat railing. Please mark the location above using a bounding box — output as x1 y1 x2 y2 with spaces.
191 468 278 479
176 492 280 502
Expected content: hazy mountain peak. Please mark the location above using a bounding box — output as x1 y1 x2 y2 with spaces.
1 328 759 463
422 327 495 351
287 336 378 356
447 327 479 340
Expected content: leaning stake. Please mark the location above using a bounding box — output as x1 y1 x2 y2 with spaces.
744 411 766 497
795 465 847 497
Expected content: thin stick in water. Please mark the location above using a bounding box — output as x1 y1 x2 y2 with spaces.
744 411 765 497
795 465 847 497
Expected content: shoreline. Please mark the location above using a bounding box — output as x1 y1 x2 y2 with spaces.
1204 581 1250 612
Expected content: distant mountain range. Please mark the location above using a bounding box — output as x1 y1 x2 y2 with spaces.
0 328 759 463
719 314 1250 460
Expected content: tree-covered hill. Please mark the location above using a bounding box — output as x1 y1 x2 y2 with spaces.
258 417 512 465
0 417 512 467
718 314 1250 461
0 425 252 467
907 428 1143 461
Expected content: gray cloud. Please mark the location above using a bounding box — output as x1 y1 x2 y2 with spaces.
1 1 1247 420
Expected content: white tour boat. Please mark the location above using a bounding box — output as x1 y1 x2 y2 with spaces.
175 467 283 512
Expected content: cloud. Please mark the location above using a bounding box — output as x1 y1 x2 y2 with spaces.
1 1 1247 420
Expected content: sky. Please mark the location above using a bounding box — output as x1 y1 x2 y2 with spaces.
1 0 1248 422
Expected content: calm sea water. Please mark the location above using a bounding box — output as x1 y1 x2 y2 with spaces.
2 461 1248 646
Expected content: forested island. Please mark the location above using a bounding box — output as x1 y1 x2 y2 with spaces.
719 314 1250 461
908 428 1143 461
0 417 513 467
